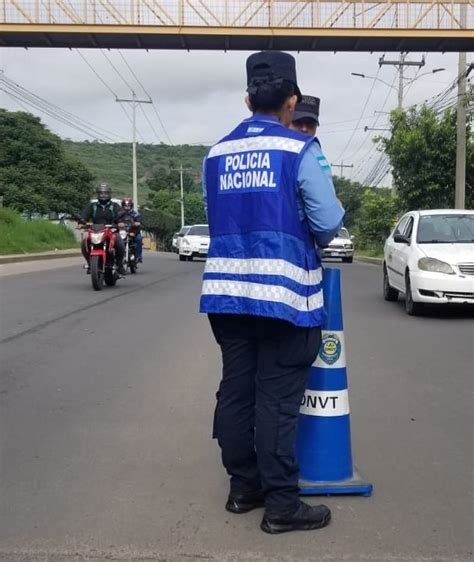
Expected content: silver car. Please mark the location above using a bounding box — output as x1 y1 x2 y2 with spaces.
321 227 354 263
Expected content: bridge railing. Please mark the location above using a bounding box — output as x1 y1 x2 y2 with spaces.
2 0 472 30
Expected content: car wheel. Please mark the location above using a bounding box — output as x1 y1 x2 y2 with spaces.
405 272 423 316
187 255 194 261
383 264 399 302
179 254 186 262
342 257 353 263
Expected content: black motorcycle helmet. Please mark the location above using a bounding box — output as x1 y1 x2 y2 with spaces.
97 182 112 204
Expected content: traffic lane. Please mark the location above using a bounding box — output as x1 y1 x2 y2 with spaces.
0 251 203 343
339 261 473 559
0 256 221 550
0 258 472 561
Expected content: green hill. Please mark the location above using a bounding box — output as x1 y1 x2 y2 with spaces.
63 140 208 200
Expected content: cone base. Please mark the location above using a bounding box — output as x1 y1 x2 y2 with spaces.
299 467 373 497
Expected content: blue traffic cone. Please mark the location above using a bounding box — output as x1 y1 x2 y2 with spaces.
296 268 373 496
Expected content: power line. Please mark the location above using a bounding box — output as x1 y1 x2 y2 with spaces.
1 86 106 141
349 71 397 175
101 49 135 93
138 103 162 143
75 50 146 143
0 72 123 142
149 103 173 145
117 50 151 100
336 64 382 162
77 50 118 98
117 50 173 145
2 89 30 112
117 102 146 143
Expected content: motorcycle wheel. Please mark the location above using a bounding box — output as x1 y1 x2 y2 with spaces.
129 260 137 274
104 268 117 286
91 255 104 291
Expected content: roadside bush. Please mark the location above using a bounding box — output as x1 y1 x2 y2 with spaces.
353 189 400 255
0 207 78 255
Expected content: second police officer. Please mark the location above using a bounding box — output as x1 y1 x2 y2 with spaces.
291 94 320 138
200 51 344 534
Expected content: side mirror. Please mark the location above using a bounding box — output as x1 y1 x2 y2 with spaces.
350 235 354 240
394 233 409 244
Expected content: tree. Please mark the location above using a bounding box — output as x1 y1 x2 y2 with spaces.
0 110 94 214
382 106 473 211
333 176 365 229
141 207 180 250
146 166 196 193
146 167 169 192
183 192 206 225
354 188 400 249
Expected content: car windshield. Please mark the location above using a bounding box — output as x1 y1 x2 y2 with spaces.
188 225 209 236
179 227 190 235
335 228 350 239
417 214 474 243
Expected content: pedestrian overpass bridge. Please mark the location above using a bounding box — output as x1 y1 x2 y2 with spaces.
0 0 472 51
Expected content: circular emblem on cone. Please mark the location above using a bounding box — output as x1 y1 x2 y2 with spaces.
320 333 342 365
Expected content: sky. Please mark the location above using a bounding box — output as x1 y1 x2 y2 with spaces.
1 47 471 185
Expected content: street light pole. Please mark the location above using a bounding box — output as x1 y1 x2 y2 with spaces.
171 164 192 228
116 93 152 209
397 53 405 109
455 3 467 210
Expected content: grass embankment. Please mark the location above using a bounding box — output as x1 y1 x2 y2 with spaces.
355 246 384 259
0 208 78 255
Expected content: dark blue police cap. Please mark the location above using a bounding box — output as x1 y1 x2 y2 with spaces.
293 95 320 126
246 51 302 102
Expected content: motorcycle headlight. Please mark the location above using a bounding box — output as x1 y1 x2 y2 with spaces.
90 232 105 244
418 257 454 275
120 230 127 239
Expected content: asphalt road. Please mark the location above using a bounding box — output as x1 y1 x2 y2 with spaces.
1 253 472 562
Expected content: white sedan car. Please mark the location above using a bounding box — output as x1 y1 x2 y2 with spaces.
172 225 191 253
321 227 354 263
383 209 474 315
179 224 210 261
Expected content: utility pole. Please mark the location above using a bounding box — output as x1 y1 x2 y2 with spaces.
331 162 354 177
115 92 152 209
171 164 192 228
379 53 425 109
397 53 405 109
455 3 467 210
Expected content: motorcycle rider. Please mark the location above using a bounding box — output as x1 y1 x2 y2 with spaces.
121 197 143 263
80 182 126 275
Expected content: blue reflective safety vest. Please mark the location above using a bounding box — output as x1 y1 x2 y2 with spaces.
200 115 326 328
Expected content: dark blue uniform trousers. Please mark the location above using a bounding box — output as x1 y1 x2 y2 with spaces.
209 313 321 514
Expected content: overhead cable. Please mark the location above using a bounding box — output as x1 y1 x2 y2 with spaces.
0 73 124 142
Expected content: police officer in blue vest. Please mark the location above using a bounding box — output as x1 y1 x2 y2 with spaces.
200 51 344 534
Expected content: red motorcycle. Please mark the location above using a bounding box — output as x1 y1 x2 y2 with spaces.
79 221 124 291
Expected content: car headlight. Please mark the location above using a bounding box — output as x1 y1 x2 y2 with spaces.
418 257 454 275
344 243 353 249
90 232 105 244
181 238 190 246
